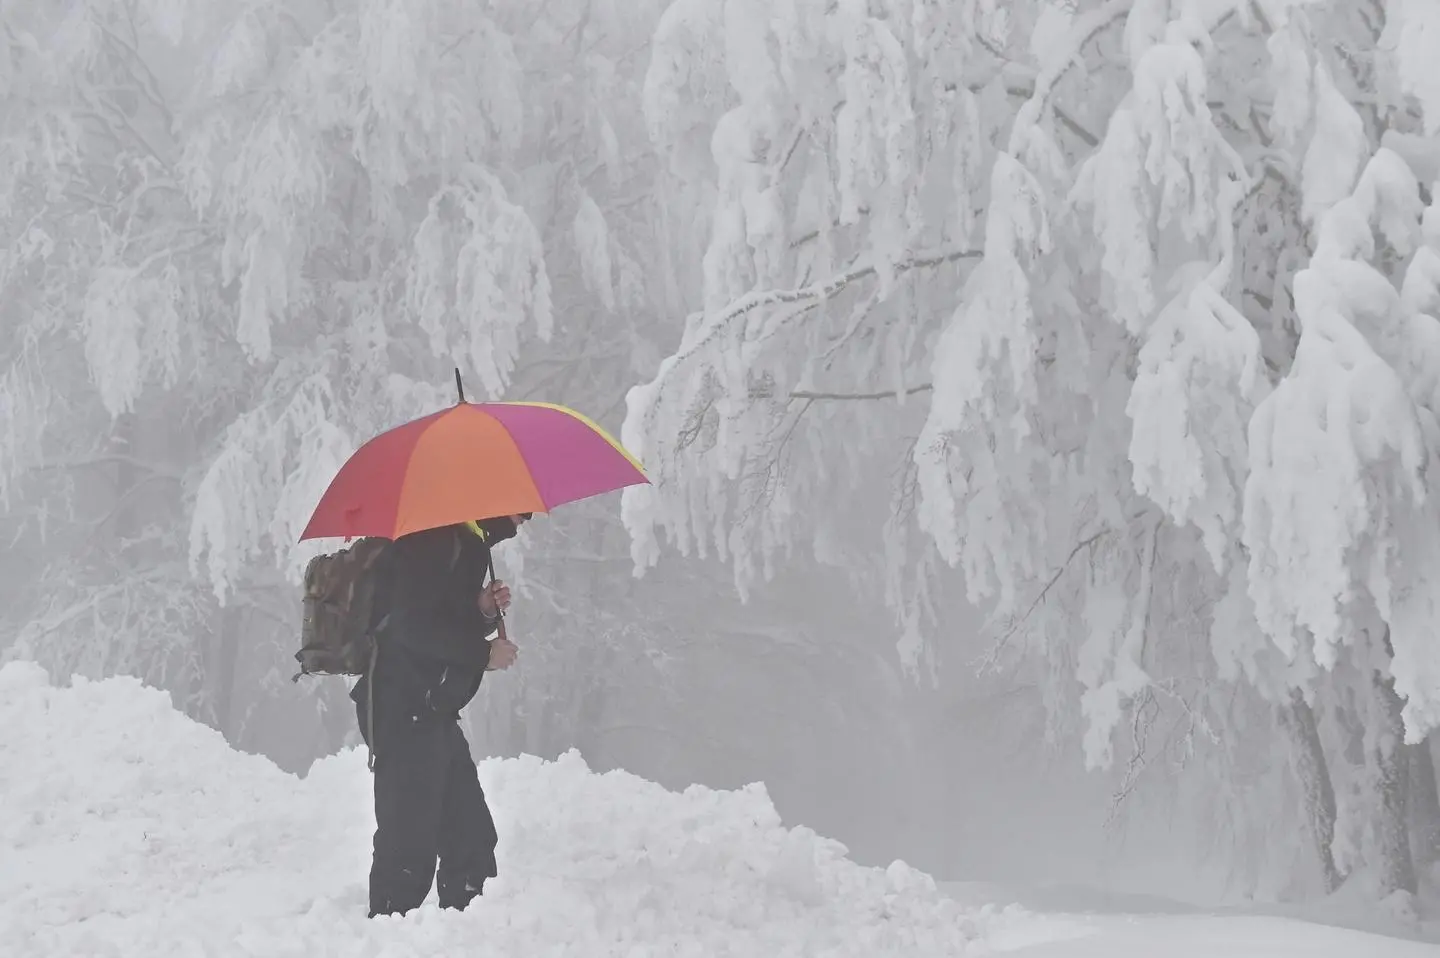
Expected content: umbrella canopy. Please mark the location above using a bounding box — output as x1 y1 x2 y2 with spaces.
299 400 647 542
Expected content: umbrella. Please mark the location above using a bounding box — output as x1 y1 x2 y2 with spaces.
298 369 647 641
300 376 647 541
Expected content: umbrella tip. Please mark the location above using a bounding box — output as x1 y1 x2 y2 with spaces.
454 367 466 404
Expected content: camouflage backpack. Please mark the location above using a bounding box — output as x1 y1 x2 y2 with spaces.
293 537 393 682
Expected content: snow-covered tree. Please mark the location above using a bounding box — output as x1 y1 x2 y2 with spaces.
0 0 240 722
0 0 674 757
624 0 1440 901
7 0 1440 905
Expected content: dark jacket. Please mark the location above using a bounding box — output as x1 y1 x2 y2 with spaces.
352 523 500 735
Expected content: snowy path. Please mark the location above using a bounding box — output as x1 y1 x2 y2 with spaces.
983 914 1438 957
1 662 1433 957
945 881 1440 957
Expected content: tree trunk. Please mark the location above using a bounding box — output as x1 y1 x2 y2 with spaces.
1407 735 1440 868
1371 664 1418 898
574 654 612 763
111 412 141 541
1277 687 1343 893
213 603 244 741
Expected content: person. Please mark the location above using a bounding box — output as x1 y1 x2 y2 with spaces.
351 512 529 918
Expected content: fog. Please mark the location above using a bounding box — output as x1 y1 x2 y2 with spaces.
3 0 1440 941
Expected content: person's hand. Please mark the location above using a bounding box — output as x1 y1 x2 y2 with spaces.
487 637 518 671
478 579 511 619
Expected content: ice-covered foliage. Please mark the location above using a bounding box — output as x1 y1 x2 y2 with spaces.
0 0 577 592
624 0 1440 896
1245 147 1440 741
8 0 1440 910
0 0 670 743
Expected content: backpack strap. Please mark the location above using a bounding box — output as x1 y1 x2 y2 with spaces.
365 637 379 772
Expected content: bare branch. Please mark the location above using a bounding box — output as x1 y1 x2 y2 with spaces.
98 24 174 128
789 383 933 402
727 244 980 325
1108 686 1161 823
29 454 183 482
1007 0 1133 155
778 125 806 173
1003 85 1099 147
791 206 870 250
977 528 1110 672
821 287 881 364
637 243 980 435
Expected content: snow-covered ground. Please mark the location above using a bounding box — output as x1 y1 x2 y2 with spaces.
2 661 1435 957
943 880 1440 957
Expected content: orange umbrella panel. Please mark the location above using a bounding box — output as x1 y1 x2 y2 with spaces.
299 401 648 542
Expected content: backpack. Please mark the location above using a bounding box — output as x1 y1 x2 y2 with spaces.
292 537 393 682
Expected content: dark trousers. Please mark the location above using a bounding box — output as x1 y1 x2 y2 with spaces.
358 707 498 917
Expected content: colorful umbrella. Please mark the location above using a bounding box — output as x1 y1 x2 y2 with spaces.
299 392 647 543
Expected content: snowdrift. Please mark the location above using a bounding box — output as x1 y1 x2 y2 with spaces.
0 662 1012 957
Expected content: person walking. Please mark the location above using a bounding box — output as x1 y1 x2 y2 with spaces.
351 513 528 918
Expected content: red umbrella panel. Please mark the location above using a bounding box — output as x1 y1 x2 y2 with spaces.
299 401 648 542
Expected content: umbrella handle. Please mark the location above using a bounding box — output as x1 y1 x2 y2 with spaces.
484 610 510 671
485 550 512 659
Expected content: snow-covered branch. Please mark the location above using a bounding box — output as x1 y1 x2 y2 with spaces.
1243 145 1440 744
713 244 979 325
1007 0 1134 156
787 384 933 402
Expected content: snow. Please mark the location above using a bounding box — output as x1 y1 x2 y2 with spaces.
1301 62 1369 224
18 0 1440 948
0 661 999 956
967 914 1437 958
944 878 1440 957
1382 0 1440 135
1141 285 1265 554
406 166 554 403
5 660 1437 957
1240 144 1440 741
573 190 616 312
